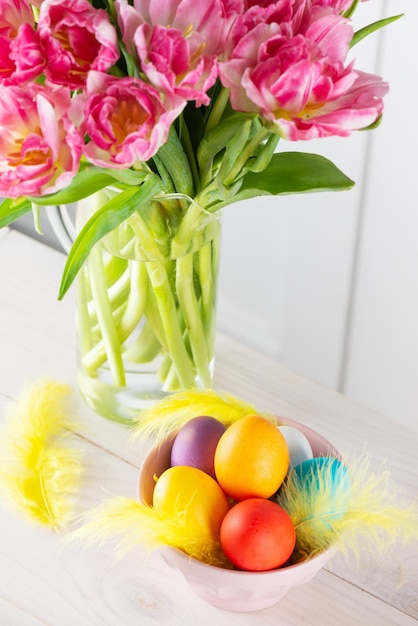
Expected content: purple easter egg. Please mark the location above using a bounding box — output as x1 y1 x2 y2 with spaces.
170 416 227 479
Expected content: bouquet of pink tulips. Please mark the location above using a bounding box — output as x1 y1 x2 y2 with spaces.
0 0 401 413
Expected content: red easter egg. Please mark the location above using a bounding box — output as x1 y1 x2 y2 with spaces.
220 499 296 571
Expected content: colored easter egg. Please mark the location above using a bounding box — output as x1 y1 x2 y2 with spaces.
153 465 230 541
294 456 350 490
278 425 313 469
214 415 290 500
171 416 226 479
292 456 351 528
220 498 296 571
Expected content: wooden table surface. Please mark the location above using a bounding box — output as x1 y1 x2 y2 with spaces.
0 228 417 626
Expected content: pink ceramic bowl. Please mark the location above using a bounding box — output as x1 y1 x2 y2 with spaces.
138 418 337 612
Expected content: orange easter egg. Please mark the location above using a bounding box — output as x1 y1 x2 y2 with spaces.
214 415 289 500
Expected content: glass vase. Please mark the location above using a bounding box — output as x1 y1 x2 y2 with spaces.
75 189 221 423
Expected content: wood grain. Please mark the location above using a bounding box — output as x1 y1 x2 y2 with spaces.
0 230 417 625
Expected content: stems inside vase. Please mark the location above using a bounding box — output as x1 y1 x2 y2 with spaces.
75 190 222 422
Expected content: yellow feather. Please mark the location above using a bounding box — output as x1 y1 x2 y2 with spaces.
130 388 276 445
0 379 83 530
276 454 418 564
66 496 231 568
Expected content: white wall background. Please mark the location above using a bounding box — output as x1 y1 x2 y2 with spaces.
218 0 418 432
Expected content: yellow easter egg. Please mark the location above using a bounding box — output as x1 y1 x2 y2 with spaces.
153 465 230 540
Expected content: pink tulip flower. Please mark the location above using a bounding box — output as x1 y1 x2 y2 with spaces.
37 0 119 89
222 0 246 16
116 0 228 105
83 72 186 168
310 0 362 12
0 84 84 197
220 3 388 139
0 0 33 33
0 0 44 84
244 0 361 12
277 70 389 140
8 24 46 84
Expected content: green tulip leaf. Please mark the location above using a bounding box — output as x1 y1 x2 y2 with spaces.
156 127 194 196
27 167 149 206
197 113 255 183
58 174 162 300
343 0 359 19
231 152 354 202
351 14 403 48
0 197 32 228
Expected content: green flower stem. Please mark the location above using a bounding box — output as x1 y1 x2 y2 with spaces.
171 201 217 255
217 118 253 184
158 352 173 381
86 262 130 328
176 252 211 387
178 120 200 192
77 190 220 397
198 233 219 347
248 133 280 173
82 258 149 373
156 127 194 197
162 361 182 391
87 246 126 386
205 87 231 133
117 260 148 337
198 243 213 323
161 324 190 391
127 215 197 387
128 211 164 259
123 320 162 363
151 154 176 193
223 127 270 187
142 288 168 350
168 201 221 386
77 267 93 357
145 258 196 387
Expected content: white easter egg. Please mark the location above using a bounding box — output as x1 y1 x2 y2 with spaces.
278 425 313 469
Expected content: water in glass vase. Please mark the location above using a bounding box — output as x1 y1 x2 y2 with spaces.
76 190 222 424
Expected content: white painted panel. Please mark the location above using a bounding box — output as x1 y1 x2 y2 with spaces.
218 141 363 389
218 2 384 391
343 1 418 431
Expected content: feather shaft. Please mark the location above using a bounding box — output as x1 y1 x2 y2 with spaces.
0 379 83 530
66 496 230 567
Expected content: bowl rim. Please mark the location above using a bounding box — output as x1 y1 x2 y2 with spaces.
158 541 336 578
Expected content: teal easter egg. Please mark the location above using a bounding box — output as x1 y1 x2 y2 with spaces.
294 456 350 485
292 457 351 525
